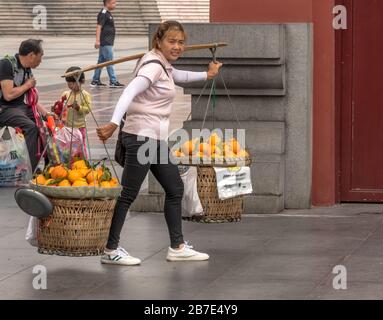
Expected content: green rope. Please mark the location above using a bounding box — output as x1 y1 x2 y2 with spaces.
212 80 217 130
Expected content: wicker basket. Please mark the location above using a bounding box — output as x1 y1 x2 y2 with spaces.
37 198 116 256
183 166 243 223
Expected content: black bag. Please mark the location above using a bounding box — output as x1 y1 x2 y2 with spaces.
114 114 126 166
114 59 169 166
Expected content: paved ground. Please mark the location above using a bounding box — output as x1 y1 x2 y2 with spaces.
1 36 383 300
2 186 383 299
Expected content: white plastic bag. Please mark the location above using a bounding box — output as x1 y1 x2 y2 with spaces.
179 166 204 217
214 166 253 200
25 216 38 247
0 126 32 187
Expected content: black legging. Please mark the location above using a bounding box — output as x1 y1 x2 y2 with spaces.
107 132 184 250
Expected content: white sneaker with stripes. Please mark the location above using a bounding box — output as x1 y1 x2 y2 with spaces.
101 246 141 266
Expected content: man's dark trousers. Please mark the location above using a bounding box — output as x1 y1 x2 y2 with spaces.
0 104 40 171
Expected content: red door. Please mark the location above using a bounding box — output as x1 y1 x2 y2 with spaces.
340 0 383 201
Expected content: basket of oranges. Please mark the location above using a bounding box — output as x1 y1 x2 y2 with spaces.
29 159 121 256
30 159 121 199
172 133 251 223
172 133 251 167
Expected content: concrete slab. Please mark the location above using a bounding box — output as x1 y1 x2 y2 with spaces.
194 278 318 300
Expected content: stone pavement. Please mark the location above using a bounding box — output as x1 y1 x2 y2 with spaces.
1 186 383 299
1 36 383 300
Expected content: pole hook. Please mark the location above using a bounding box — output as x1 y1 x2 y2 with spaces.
209 43 218 63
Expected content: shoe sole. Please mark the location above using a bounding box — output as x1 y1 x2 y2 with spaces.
166 255 209 262
101 259 141 266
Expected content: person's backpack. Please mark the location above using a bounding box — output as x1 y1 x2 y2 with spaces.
0 55 17 101
4 55 17 72
114 59 169 166
0 54 31 101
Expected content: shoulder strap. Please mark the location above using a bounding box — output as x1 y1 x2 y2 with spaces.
139 59 169 78
119 59 169 130
3 54 18 76
0 55 17 99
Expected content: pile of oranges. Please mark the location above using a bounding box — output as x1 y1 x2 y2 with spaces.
32 159 119 188
172 133 249 160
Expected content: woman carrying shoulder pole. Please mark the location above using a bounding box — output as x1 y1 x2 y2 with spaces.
97 20 222 266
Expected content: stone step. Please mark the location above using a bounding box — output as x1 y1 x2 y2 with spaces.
0 0 209 35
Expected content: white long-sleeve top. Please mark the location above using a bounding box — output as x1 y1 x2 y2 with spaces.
111 66 207 133
110 49 207 140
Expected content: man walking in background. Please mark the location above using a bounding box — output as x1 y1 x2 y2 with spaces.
91 0 124 88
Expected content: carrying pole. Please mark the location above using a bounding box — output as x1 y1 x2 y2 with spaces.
62 42 228 78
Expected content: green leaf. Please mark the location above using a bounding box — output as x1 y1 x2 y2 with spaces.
85 159 91 169
46 177 65 186
99 167 112 182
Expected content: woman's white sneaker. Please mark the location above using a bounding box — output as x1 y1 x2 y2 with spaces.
166 242 209 261
101 246 141 266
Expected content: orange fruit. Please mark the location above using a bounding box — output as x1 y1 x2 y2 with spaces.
79 168 90 178
236 150 249 158
35 174 47 185
88 181 100 187
72 179 88 187
100 181 112 188
224 151 236 159
211 153 223 160
213 146 222 156
58 179 71 187
86 170 99 184
199 143 211 156
68 170 83 183
223 144 232 156
229 138 241 154
97 168 103 177
209 133 221 146
173 149 183 157
110 177 119 186
50 165 68 179
181 140 196 155
71 159 88 170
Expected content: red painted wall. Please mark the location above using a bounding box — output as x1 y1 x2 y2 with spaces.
210 0 336 206
211 0 313 22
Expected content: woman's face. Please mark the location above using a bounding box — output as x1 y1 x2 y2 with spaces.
158 30 186 61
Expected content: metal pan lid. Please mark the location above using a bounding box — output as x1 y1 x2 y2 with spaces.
14 187 53 218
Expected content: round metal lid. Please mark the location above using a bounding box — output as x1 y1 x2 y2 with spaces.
14 187 53 218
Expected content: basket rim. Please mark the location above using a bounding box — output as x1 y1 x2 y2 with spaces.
175 155 252 167
29 181 122 199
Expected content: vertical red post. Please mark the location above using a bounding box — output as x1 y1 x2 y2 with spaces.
210 0 337 206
